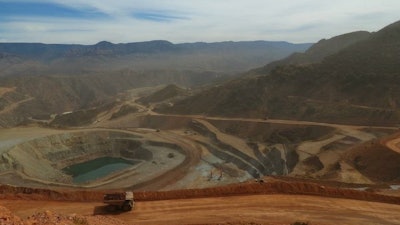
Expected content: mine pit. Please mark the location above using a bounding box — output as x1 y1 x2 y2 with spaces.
0 130 186 188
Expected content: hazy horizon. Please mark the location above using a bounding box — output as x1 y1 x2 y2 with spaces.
0 0 399 44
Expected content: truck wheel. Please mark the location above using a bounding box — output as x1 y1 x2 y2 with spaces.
122 202 132 211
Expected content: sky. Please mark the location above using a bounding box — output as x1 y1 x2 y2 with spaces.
0 0 399 44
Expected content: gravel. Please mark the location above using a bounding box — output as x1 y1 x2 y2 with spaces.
0 205 128 225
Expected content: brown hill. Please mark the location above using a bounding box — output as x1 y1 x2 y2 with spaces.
0 72 217 127
159 20 400 126
137 84 189 105
343 133 400 182
257 31 371 73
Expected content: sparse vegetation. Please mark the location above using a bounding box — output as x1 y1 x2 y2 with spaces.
110 104 139 120
138 84 189 104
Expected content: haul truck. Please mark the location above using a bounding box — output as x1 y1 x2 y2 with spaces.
103 191 134 212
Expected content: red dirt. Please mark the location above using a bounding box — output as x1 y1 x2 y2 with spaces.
1 179 400 225
344 132 400 182
1 180 400 204
2 193 400 225
0 204 127 225
0 205 24 225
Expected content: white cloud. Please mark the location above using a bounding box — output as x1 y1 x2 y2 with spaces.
1 0 400 44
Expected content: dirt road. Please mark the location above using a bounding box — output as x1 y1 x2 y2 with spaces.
2 194 400 225
153 113 397 130
0 96 34 115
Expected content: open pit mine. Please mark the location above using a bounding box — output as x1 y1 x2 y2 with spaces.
0 104 335 190
1 90 400 225
0 129 188 189
1 107 397 191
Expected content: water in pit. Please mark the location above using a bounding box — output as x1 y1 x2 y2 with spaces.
63 157 139 184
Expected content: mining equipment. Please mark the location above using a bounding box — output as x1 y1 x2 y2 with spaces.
103 191 135 212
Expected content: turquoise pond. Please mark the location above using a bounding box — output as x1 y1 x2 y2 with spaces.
63 157 138 184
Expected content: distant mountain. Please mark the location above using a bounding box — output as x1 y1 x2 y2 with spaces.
0 53 22 70
64 40 177 57
0 40 312 76
0 52 21 61
0 43 81 61
159 20 400 126
0 40 310 59
254 31 371 74
0 41 178 61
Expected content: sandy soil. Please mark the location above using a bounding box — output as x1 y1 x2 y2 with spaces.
1 194 400 225
296 134 344 161
0 127 68 152
194 119 257 158
0 87 16 97
385 136 400 154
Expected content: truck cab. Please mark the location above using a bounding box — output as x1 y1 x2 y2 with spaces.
103 191 134 212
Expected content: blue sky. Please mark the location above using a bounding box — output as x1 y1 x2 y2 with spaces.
0 0 399 44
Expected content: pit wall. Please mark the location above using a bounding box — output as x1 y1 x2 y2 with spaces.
190 121 297 178
0 131 150 184
134 115 330 177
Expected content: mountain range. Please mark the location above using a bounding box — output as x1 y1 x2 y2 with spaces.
0 40 311 127
0 40 311 76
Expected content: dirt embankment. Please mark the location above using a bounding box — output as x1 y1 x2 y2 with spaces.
0 204 128 225
1 180 400 206
344 132 400 182
0 205 24 225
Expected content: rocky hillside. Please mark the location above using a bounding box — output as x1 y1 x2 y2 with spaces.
0 71 217 127
343 134 400 182
137 84 190 105
256 31 371 73
159 20 400 126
